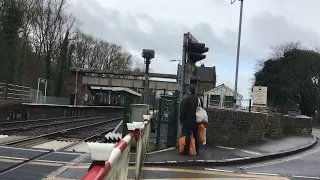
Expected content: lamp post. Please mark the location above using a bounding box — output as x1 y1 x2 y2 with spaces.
142 49 155 104
232 0 244 109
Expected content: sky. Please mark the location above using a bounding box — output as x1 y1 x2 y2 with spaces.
69 0 320 99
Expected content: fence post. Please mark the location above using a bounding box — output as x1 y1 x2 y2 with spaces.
206 94 209 108
155 97 163 150
4 83 8 100
13 85 16 100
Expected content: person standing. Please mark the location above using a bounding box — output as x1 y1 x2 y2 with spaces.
179 85 203 155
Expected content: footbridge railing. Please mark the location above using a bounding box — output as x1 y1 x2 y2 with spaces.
81 113 151 180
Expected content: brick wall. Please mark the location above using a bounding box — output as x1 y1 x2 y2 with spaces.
206 108 266 146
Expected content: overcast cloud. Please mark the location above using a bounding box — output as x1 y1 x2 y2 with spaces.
70 0 320 98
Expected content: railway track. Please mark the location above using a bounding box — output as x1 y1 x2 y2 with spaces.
0 115 123 176
0 113 121 134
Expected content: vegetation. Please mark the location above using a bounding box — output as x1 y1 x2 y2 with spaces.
0 0 139 97
254 42 320 116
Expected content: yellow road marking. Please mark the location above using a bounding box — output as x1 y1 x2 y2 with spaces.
127 179 284 180
127 167 288 179
44 177 78 180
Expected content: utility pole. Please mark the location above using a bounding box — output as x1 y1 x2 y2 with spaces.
74 68 79 106
142 49 155 104
232 0 244 109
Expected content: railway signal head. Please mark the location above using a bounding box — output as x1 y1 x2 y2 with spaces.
187 41 209 63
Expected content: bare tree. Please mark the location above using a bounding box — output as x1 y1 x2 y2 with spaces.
71 32 134 72
270 41 301 60
27 0 75 79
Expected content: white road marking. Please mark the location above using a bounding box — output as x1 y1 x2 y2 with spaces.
247 172 278 176
146 147 176 155
292 175 320 179
241 150 261 155
204 168 234 173
225 157 246 161
217 146 235 150
239 147 320 169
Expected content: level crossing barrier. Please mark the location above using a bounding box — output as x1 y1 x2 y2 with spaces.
82 114 151 180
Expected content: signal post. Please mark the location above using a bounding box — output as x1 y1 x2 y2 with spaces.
177 32 209 140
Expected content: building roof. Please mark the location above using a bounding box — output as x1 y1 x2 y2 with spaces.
90 86 142 97
204 84 243 98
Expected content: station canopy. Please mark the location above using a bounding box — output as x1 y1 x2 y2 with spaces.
90 86 142 97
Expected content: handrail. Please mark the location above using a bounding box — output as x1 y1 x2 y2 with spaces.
82 113 151 180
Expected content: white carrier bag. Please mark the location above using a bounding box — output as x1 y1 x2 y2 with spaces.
196 97 208 124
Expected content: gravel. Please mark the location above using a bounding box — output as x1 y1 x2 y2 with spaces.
67 120 122 141
9 116 123 137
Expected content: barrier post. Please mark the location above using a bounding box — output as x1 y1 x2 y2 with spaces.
81 111 152 180
135 115 151 180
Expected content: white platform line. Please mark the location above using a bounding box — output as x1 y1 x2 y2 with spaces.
0 155 28 161
36 159 69 164
217 146 235 150
247 172 278 176
112 121 123 133
54 151 85 155
204 168 234 173
292 175 320 179
0 145 48 152
241 150 261 155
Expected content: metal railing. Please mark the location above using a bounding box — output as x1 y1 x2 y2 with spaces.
0 82 31 101
29 89 70 105
82 108 151 180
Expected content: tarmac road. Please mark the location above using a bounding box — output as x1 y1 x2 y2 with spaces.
193 127 320 180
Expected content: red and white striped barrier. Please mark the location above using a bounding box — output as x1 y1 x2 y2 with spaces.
82 114 151 180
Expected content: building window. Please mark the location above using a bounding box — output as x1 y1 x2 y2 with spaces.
224 96 233 108
209 95 220 106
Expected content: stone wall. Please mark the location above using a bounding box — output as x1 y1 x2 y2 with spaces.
283 115 313 136
264 113 283 138
206 108 266 146
205 108 313 146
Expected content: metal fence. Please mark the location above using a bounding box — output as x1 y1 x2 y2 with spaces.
0 82 70 105
0 82 31 101
29 89 70 105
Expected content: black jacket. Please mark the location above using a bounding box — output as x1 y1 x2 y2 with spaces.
180 94 203 127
